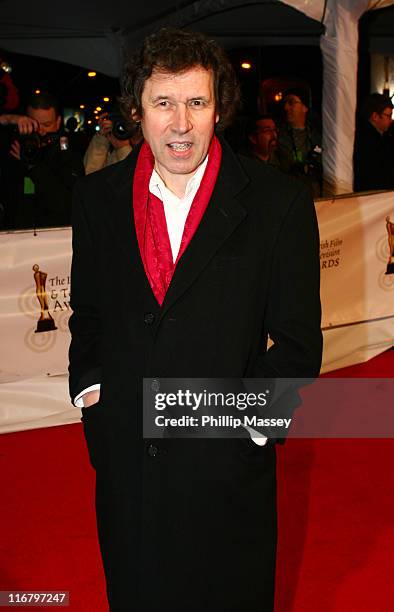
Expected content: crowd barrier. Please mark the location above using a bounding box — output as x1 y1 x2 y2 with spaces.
1 190 393 432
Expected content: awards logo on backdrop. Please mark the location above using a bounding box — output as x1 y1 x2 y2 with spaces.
0 229 72 382
32 264 58 333
375 214 394 291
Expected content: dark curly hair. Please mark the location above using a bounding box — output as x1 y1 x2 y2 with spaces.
120 27 240 132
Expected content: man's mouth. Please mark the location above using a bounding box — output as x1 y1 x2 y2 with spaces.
167 142 192 152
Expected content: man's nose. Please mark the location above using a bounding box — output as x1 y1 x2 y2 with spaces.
171 104 192 133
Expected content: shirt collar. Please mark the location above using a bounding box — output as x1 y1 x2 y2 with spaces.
149 155 209 202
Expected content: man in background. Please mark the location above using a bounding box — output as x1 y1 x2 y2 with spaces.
247 113 279 165
4 92 84 229
353 92 394 192
277 87 322 197
84 108 141 174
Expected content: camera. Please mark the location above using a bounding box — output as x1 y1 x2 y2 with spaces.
292 145 322 179
108 112 136 141
305 145 322 177
18 132 61 164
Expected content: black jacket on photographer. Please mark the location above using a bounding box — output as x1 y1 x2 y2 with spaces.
4 131 84 230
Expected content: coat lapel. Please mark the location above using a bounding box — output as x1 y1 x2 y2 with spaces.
104 148 137 265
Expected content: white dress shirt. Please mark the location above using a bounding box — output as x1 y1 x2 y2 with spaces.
149 156 208 262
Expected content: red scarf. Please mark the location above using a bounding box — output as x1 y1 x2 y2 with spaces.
133 135 222 305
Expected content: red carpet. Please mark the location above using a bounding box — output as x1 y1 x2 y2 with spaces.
1 349 393 611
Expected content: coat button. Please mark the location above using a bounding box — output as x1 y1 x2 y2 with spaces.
151 379 160 392
147 444 159 457
144 312 155 325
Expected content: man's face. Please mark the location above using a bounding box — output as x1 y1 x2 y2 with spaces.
139 66 219 191
283 94 308 127
250 118 278 160
27 106 61 136
371 106 393 133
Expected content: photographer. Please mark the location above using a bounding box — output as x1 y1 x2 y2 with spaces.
84 108 141 174
0 54 37 228
0 114 38 228
277 88 322 198
4 92 84 229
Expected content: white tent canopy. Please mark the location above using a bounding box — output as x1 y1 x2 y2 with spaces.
0 0 322 76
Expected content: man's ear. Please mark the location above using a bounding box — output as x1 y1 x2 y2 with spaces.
131 108 141 123
248 134 257 147
370 111 379 124
215 113 219 124
56 115 61 131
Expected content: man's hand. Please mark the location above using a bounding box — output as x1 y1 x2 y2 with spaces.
82 389 101 408
10 140 21 161
108 132 131 150
0 113 38 134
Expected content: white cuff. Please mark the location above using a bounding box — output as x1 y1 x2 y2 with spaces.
74 384 101 408
244 426 268 446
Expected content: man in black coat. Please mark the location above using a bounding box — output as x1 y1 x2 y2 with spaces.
69 28 322 611
3 92 84 229
353 93 394 192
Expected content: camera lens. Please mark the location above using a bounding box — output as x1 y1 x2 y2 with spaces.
109 112 134 141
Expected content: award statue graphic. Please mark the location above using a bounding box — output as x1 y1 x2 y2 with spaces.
32 264 57 332
386 216 394 275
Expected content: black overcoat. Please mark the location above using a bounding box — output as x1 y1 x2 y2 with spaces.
69 139 322 611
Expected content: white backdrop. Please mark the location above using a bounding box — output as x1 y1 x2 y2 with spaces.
1 191 394 433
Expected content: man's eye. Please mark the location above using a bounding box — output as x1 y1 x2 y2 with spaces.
190 100 204 107
158 101 169 107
